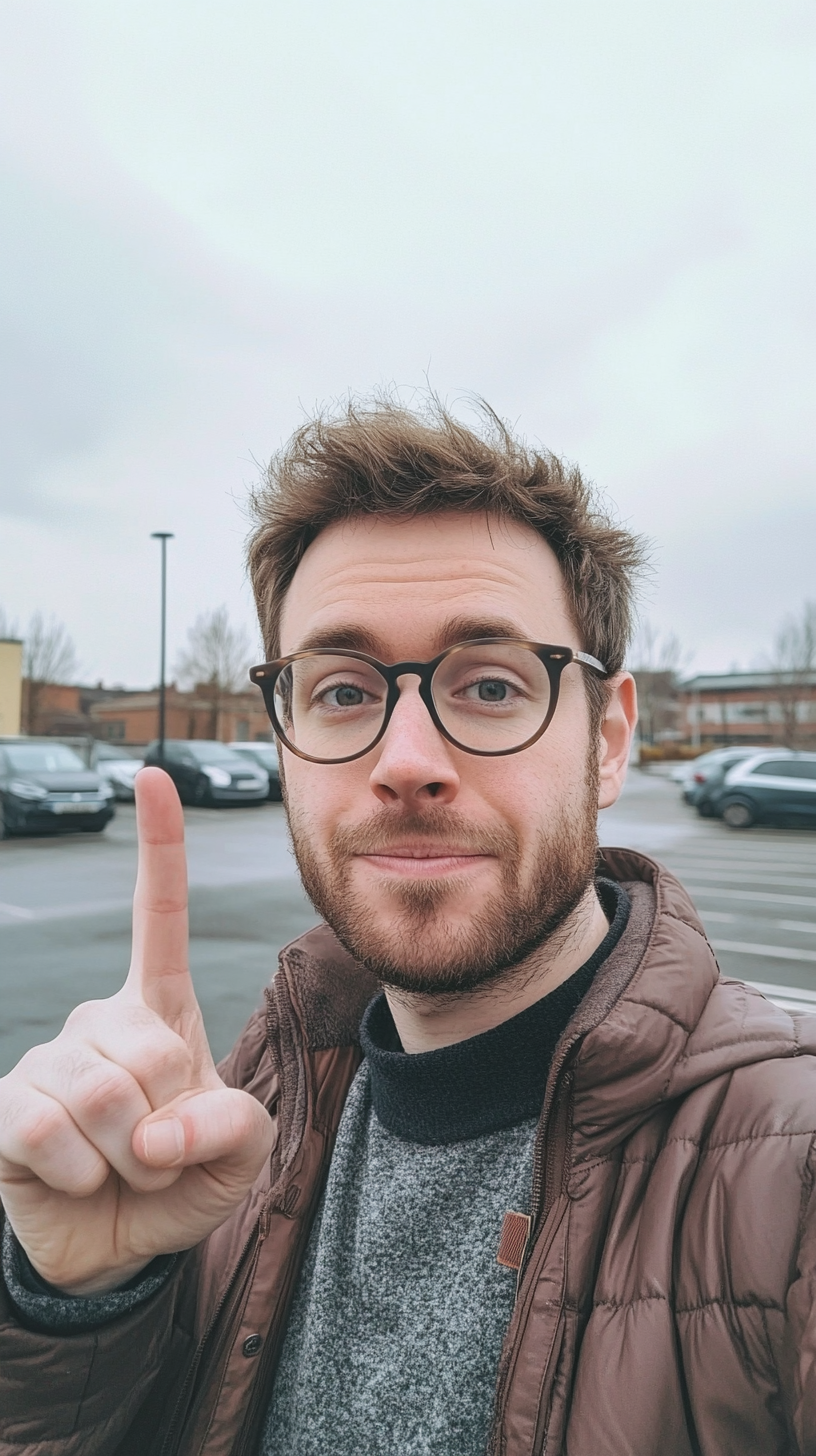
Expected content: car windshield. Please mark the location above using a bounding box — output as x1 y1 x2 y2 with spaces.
95 743 135 761
181 742 244 765
4 744 86 773
234 745 276 766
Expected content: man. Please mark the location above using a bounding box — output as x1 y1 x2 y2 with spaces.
1 400 815 1455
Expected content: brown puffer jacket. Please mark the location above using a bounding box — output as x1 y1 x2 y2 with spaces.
2 848 816 1455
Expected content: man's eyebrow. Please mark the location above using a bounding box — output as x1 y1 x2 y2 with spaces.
290 625 387 656
430 616 536 652
289 617 541 662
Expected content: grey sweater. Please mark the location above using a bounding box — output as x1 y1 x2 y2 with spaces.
263 1063 537 1455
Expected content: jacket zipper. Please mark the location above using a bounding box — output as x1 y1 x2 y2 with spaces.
488 1063 576 1455
159 1206 270 1456
232 1143 336 1456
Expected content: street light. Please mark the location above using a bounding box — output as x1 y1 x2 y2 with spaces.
151 532 174 764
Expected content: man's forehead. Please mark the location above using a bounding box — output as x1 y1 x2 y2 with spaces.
278 512 573 654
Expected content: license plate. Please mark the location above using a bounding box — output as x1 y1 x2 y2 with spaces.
235 780 257 789
52 801 102 814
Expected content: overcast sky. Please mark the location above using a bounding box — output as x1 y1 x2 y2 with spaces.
1 0 814 686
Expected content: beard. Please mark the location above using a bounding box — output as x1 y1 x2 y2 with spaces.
286 761 600 998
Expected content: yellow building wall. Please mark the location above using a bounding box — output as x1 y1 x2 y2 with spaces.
0 640 23 736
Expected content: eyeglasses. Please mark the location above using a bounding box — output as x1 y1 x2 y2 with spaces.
249 638 607 765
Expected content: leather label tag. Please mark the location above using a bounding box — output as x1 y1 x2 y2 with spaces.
496 1210 532 1271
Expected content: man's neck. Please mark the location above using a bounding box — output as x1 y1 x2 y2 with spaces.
384 885 612 1053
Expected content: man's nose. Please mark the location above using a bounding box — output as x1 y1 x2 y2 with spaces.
368 677 461 807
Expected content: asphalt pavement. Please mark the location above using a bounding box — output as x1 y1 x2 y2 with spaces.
1 771 814 1076
599 768 816 1013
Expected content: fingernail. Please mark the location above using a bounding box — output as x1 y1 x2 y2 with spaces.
142 1117 185 1165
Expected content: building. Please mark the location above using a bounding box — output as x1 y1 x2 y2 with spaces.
678 671 816 749
0 638 23 735
89 684 270 746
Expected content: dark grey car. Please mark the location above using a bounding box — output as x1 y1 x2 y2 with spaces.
0 740 116 837
227 742 283 801
143 740 269 806
709 751 816 828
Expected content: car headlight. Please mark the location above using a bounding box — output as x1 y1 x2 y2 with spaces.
9 780 48 800
202 765 232 787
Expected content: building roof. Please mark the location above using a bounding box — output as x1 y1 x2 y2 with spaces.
680 671 816 693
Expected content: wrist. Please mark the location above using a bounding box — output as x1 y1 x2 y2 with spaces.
53 1259 156 1297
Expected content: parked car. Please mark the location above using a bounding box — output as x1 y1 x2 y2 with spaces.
708 751 816 828
0 739 115 838
143 740 269 806
91 742 144 801
228 741 282 801
680 746 767 810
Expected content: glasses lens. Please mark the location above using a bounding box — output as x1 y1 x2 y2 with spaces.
431 643 552 751
274 654 389 760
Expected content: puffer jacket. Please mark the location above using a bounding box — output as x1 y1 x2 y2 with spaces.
2 847 816 1456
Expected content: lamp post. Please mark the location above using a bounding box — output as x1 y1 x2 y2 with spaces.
151 532 174 764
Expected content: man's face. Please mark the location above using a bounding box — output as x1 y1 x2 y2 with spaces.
278 512 632 995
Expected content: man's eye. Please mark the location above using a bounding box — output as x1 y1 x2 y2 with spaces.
457 677 519 703
314 682 369 708
330 685 364 707
474 679 508 702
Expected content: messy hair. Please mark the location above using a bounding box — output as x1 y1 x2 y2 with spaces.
248 397 646 731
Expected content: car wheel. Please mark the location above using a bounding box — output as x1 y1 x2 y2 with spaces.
696 801 714 818
0 800 10 839
722 799 755 829
192 775 212 807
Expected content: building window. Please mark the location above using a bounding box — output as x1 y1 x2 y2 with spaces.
104 721 126 740
236 719 250 740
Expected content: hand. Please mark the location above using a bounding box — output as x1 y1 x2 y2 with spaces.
0 768 274 1295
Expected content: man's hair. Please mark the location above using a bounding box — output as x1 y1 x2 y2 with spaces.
248 397 646 729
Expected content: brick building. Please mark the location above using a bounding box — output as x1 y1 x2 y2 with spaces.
89 685 270 746
678 671 816 749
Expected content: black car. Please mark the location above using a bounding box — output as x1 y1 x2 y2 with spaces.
708 751 816 828
144 740 269 806
228 741 283 801
0 739 116 838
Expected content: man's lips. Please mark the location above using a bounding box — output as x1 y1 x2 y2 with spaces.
355 847 494 877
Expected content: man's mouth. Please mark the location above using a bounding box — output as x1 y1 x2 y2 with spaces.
355 847 494 878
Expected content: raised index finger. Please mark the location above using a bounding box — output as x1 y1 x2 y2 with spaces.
127 767 194 1023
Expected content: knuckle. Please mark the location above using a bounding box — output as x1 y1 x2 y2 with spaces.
134 1031 192 1088
63 999 107 1034
17 1100 71 1155
73 1062 136 1121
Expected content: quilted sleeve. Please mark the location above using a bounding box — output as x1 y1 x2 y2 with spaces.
783 1137 816 1453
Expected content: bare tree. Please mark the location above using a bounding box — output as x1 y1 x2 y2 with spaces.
770 600 816 748
22 613 78 734
175 606 252 739
629 623 689 747
1 609 19 641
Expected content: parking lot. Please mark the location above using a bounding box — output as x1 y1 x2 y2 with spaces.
1 770 814 1076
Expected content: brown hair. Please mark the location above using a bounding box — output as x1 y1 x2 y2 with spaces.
248 397 646 728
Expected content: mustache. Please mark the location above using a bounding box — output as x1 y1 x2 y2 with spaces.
329 808 517 859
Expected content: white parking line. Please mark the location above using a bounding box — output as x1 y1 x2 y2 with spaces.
0 902 35 920
746 982 816 1014
702 913 816 935
685 886 816 908
713 940 816 964
669 869 816 888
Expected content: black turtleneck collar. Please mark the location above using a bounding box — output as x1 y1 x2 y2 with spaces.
359 879 630 1145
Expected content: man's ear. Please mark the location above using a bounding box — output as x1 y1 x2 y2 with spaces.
597 673 638 810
